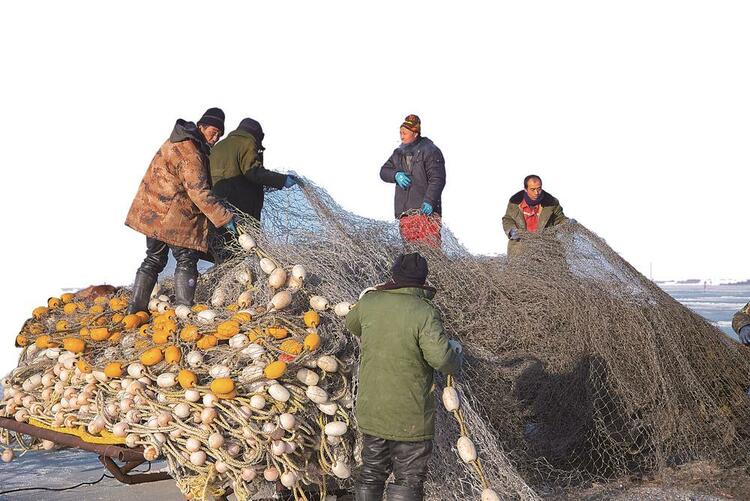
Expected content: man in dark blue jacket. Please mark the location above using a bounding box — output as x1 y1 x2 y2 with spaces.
380 115 446 247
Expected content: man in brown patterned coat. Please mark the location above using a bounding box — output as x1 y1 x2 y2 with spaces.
125 108 235 313
733 302 750 345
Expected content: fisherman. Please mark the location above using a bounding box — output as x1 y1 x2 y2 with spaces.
380 115 446 248
124 108 236 314
209 117 298 222
501 174 571 258
346 252 463 501
733 302 750 345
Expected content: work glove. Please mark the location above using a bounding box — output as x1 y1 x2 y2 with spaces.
421 202 433 216
449 339 464 366
224 218 238 236
740 325 750 345
509 228 521 241
283 175 297 189
569 218 577 225
394 171 412 189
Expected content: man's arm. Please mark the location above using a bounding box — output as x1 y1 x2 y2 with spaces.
379 151 399 183
549 204 570 226
178 150 233 228
733 302 750 335
501 203 519 237
422 147 446 208
345 303 362 337
239 141 287 189
418 308 461 375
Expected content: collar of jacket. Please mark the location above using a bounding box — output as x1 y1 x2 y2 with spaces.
398 135 431 154
509 189 560 208
169 119 211 156
374 282 437 299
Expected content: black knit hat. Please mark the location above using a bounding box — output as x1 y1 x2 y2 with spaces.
238 117 265 145
197 107 225 135
391 252 429 286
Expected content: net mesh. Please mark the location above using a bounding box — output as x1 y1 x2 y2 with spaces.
3 179 750 500
249 180 750 497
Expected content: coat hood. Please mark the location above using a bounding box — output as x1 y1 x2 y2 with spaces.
374 283 437 299
169 119 210 155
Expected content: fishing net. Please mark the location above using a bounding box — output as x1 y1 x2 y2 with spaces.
3 178 750 500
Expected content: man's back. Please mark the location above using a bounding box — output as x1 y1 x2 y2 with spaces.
346 286 459 441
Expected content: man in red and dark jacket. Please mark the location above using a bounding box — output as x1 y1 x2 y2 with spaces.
501 174 571 258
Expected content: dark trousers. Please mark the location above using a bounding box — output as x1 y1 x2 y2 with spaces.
137 237 199 279
357 434 432 498
128 238 201 312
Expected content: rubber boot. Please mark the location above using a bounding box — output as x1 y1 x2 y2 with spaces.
174 268 198 307
127 270 156 314
386 484 422 501
355 484 385 501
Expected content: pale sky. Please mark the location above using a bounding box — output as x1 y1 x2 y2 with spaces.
1 1 748 375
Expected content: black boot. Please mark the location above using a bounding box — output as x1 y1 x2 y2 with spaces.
386 484 422 501
127 270 157 314
174 267 198 307
355 484 385 501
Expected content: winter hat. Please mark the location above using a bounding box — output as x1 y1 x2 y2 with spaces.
238 117 265 145
197 107 225 135
391 252 429 286
401 114 421 134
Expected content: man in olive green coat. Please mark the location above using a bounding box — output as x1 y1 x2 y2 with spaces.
346 252 463 501
502 174 571 258
209 117 296 221
733 302 750 345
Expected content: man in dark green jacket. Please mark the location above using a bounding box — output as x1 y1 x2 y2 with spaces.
346 252 463 501
733 302 750 345
209 117 297 221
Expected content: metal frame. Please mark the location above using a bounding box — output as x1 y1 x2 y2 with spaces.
0 417 170 485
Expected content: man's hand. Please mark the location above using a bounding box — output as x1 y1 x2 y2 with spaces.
421 202 433 216
509 228 521 241
283 175 297 189
395 171 412 189
740 325 750 345
224 218 238 236
449 339 464 366
449 339 463 354
569 218 577 225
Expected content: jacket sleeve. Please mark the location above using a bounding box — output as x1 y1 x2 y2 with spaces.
733 302 750 334
345 304 362 337
549 204 570 226
501 203 518 237
239 143 287 189
418 308 461 375
422 147 446 207
178 150 233 228
379 150 399 183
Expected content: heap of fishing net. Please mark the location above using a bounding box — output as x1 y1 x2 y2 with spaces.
3 179 750 501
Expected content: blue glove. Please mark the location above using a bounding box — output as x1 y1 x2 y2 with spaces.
394 171 412 189
421 202 433 216
224 219 237 235
283 175 297 189
569 218 577 225
509 228 520 241
740 325 750 345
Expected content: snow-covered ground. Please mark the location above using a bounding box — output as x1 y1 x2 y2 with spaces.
0 448 183 500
